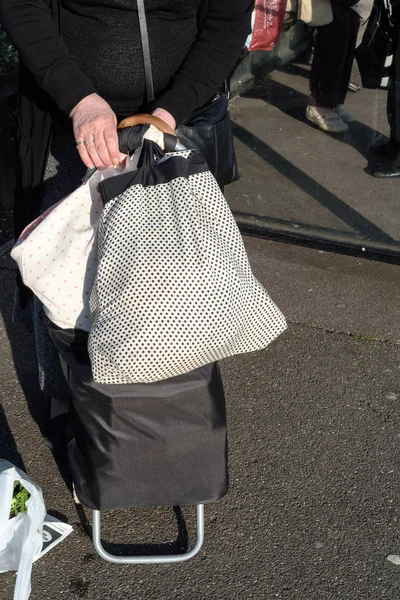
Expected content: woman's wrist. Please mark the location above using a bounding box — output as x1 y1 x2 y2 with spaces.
69 93 99 118
151 108 176 131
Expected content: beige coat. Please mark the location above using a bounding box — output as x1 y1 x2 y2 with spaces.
296 0 334 26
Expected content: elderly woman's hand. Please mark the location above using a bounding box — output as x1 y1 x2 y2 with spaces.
151 108 176 131
70 93 122 169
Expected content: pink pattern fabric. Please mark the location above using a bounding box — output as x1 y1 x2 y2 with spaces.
11 176 102 330
11 155 139 331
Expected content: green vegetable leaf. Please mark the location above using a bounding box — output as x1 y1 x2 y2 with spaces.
10 481 31 516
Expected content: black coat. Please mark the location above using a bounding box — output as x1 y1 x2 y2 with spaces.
13 0 59 241
11 0 251 243
15 70 54 240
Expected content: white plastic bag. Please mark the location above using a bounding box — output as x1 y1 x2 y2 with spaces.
0 460 46 600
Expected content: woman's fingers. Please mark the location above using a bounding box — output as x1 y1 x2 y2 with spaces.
79 127 120 169
103 125 121 165
88 132 113 168
78 131 117 169
76 143 95 169
76 130 119 170
84 139 105 170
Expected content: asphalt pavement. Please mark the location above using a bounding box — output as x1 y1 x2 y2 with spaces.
1 234 400 600
226 61 400 257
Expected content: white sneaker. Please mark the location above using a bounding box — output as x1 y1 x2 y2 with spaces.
306 105 348 133
335 104 356 123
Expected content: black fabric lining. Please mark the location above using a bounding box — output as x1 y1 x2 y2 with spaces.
99 152 209 205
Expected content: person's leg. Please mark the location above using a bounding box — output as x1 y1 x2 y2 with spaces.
373 11 400 176
370 10 400 159
389 9 400 157
387 75 397 150
309 3 351 109
337 7 360 107
307 4 351 132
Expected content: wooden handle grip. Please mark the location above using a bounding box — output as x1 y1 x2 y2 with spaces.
117 113 176 136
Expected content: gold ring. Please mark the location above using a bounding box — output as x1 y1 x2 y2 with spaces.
76 140 85 148
84 138 94 146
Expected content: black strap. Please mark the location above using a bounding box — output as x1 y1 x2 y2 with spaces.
137 0 155 103
136 0 227 107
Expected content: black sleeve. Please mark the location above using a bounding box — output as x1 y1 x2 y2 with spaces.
0 0 95 114
150 0 254 126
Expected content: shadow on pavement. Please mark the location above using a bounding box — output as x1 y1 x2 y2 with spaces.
0 251 46 468
0 287 47 431
245 75 387 163
232 121 397 248
0 404 26 470
280 62 312 80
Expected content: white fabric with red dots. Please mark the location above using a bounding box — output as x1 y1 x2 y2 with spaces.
11 155 139 331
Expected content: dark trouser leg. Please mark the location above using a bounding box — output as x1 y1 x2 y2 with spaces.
338 8 360 105
388 9 400 160
310 3 354 108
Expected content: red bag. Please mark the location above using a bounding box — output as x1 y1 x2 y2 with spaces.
249 0 288 52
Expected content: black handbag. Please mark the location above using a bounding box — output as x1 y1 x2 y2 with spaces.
177 84 239 188
355 0 395 90
137 0 238 187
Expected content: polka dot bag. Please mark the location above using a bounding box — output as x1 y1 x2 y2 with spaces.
89 142 287 383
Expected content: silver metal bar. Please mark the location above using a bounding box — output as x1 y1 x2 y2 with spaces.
92 504 204 564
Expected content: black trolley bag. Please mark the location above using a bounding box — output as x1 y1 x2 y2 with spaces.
47 321 228 564
46 116 229 564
